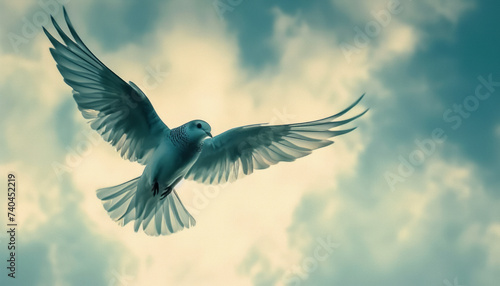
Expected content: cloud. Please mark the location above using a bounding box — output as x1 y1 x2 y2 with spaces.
62 2 370 285
1 0 497 285
233 1 497 286
265 155 498 286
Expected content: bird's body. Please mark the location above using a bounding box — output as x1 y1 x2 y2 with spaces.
44 8 367 236
141 123 206 194
142 136 188 192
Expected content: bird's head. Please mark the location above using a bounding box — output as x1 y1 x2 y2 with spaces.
187 120 212 142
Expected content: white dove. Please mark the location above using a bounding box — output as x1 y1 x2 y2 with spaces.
44 8 367 236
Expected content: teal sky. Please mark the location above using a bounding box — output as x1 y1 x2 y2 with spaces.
1 0 499 285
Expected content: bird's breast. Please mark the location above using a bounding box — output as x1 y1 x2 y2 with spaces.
145 140 200 188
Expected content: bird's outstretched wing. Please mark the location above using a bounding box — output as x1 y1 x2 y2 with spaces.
43 8 168 164
185 94 367 184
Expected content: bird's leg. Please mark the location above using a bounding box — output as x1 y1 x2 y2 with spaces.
160 177 182 200
152 181 159 196
160 187 173 200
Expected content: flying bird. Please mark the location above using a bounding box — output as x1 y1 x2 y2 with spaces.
44 8 367 236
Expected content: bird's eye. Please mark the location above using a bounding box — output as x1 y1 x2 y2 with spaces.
196 123 202 129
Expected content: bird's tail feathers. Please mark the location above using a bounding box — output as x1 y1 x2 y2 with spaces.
97 177 140 226
96 178 196 236
134 190 196 236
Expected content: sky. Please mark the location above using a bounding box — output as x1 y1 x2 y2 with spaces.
0 0 499 285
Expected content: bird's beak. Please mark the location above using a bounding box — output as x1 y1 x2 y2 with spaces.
206 131 213 138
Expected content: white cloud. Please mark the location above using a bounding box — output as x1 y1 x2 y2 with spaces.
373 22 418 59
1 1 32 14
483 224 500 266
68 3 372 286
331 0 474 24
271 152 498 286
0 0 488 285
